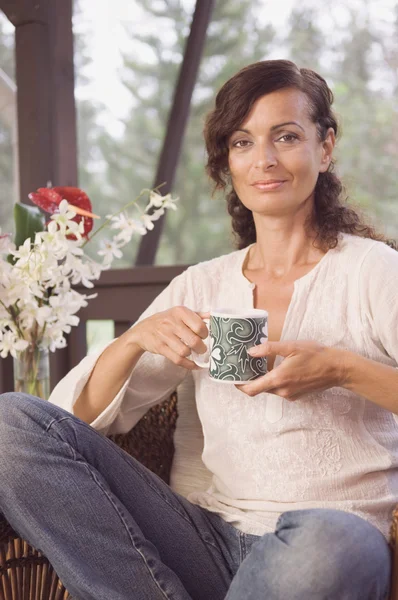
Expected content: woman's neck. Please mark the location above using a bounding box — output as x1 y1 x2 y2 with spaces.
245 225 325 281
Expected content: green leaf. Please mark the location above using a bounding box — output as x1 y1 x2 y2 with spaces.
13 203 45 249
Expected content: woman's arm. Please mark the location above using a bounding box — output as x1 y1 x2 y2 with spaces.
342 350 398 413
345 240 398 413
73 306 207 425
49 267 206 434
73 332 144 424
238 341 398 415
239 242 398 413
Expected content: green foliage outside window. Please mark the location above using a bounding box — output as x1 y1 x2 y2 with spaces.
75 0 398 265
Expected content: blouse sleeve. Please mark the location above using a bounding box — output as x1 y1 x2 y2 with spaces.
359 241 398 364
48 267 194 435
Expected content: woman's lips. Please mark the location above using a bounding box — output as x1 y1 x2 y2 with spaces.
251 180 286 191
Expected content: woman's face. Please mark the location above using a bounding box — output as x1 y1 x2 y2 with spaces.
227 88 335 218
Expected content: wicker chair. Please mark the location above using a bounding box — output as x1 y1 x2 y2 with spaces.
0 390 397 599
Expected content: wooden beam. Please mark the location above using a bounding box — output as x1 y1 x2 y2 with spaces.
47 0 78 187
135 0 215 266
0 0 78 394
15 19 53 202
0 0 48 27
10 0 77 204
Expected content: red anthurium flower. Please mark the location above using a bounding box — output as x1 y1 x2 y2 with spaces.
28 186 98 238
29 187 62 214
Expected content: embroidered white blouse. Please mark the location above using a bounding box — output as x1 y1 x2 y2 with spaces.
49 233 398 539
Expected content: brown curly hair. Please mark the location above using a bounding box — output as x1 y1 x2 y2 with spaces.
204 59 396 250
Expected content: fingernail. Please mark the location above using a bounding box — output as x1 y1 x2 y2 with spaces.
248 346 259 355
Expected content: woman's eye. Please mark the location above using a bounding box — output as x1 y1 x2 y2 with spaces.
276 134 298 143
232 139 251 148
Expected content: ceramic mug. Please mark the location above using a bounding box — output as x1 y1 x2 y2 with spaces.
191 308 268 384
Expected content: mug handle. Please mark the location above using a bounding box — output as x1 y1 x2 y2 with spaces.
191 318 210 368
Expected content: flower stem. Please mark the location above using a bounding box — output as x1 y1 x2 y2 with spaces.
14 345 49 399
0 299 26 340
81 183 166 248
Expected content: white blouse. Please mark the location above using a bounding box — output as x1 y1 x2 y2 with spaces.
49 233 398 539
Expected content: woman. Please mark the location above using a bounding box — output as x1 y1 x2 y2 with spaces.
0 60 396 600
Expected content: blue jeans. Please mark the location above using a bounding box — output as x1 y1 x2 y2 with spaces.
0 392 391 600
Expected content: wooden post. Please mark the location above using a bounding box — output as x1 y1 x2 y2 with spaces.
15 20 54 201
47 0 78 188
0 0 78 203
135 0 215 266
0 0 77 392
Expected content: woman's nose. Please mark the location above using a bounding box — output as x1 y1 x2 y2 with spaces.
253 144 277 169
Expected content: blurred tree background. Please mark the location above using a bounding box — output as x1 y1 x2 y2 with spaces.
74 0 276 265
0 22 15 233
0 0 397 265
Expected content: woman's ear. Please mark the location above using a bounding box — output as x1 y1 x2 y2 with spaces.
319 127 336 173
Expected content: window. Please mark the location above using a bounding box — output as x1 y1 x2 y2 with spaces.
74 0 398 268
0 12 16 235
86 320 115 355
73 0 191 267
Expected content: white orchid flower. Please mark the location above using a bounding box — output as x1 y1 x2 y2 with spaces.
10 238 32 263
147 191 164 210
0 187 178 357
50 199 79 234
107 213 147 245
162 194 179 211
97 239 123 265
140 214 155 231
150 207 165 221
0 331 29 358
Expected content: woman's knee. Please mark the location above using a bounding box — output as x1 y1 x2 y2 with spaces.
0 393 71 492
0 392 31 427
0 392 59 458
272 509 391 598
0 391 63 422
233 509 391 599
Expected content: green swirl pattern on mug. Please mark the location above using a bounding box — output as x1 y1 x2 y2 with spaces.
209 316 267 382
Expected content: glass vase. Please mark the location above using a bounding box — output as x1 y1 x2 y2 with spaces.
13 345 50 400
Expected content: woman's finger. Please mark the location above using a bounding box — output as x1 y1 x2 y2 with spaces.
158 330 192 357
198 311 211 320
248 341 298 357
173 322 208 354
157 338 200 370
179 308 209 340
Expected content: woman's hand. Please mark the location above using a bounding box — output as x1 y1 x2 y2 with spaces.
237 340 347 399
129 307 209 370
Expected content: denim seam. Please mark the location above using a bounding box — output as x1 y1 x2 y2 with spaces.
239 532 245 564
86 461 171 599
46 417 78 461
45 417 57 432
47 416 222 555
